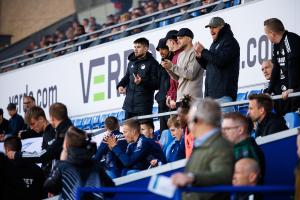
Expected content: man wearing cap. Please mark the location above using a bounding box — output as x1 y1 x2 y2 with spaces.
195 17 240 112
162 28 204 103
155 38 174 132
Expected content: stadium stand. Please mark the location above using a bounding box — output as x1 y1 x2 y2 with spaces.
0 0 299 199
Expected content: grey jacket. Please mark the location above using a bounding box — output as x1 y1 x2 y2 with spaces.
167 47 204 102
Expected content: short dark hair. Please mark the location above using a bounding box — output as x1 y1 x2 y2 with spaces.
23 95 35 103
4 136 22 152
248 94 273 113
25 106 46 125
178 94 192 114
49 102 68 121
264 18 285 34
7 103 16 111
104 116 119 131
139 120 154 130
134 37 149 47
223 112 249 131
0 108 3 116
123 119 140 133
65 126 87 148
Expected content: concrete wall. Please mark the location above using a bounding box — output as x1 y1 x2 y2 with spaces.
0 0 76 44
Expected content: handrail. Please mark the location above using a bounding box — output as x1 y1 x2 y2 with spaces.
133 92 300 120
75 185 294 200
0 0 229 70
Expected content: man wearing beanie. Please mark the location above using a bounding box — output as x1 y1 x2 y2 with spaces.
195 17 240 112
161 28 204 103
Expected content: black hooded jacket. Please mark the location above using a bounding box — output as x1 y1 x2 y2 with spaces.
117 52 159 114
197 23 240 100
44 147 115 200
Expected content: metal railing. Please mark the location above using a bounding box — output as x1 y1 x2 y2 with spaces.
75 185 294 200
0 0 233 71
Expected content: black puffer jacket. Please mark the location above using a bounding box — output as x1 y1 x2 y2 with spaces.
197 23 240 100
117 52 159 113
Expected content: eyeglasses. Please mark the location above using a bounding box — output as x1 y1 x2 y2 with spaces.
221 126 240 132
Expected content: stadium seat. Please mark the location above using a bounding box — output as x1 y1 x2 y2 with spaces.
158 20 170 27
247 89 262 97
110 112 118 118
73 118 83 129
191 11 201 17
144 21 157 31
236 92 248 115
82 117 92 130
91 115 101 129
88 39 102 47
284 112 300 129
117 110 125 122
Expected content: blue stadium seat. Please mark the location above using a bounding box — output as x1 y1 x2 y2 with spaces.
247 89 263 97
117 110 125 122
110 112 118 118
284 112 300 129
91 115 101 129
82 117 92 130
191 11 201 17
74 118 83 129
173 16 181 23
236 92 248 115
99 113 109 128
158 20 170 27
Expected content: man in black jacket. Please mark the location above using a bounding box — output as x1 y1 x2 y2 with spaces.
44 126 115 200
7 103 25 136
155 38 173 132
4 136 45 200
264 18 300 116
117 37 159 119
194 17 240 112
248 94 288 137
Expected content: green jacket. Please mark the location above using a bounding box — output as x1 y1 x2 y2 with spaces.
183 131 234 200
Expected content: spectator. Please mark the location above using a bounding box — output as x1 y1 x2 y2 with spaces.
261 59 274 92
20 95 38 139
90 16 101 30
171 98 234 200
82 18 90 33
0 108 9 141
94 116 127 178
178 95 193 158
264 18 300 116
44 126 115 199
74 24 86 37
222 112 265 183
105 119 166 175
232 158 262 200
140 120 159 141
164 30 181 110
23 106 56 175
248 94 288 137
155 38 173 132
165 115 185 162
117 37 159 119
4 136 45 200
195 17 240 112
162 28 204 102
6 103 25 136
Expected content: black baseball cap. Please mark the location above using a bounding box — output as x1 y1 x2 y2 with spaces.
164 30 178 40
177 28 194 39
156 38 168 51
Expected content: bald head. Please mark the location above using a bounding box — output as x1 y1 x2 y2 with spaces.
232 158 260 186
261 60 273 80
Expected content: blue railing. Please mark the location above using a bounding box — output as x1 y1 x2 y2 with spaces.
75 185 294 200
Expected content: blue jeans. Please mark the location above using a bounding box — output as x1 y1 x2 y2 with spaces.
216 96 235 113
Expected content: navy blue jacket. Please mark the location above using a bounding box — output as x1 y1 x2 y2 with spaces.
166 136 185 163
7 113 25 136
197 23 240 100
94 130 127 177
117 52 159 114
112 135 166 171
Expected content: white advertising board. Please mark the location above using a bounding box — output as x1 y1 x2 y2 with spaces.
0 0 298 118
